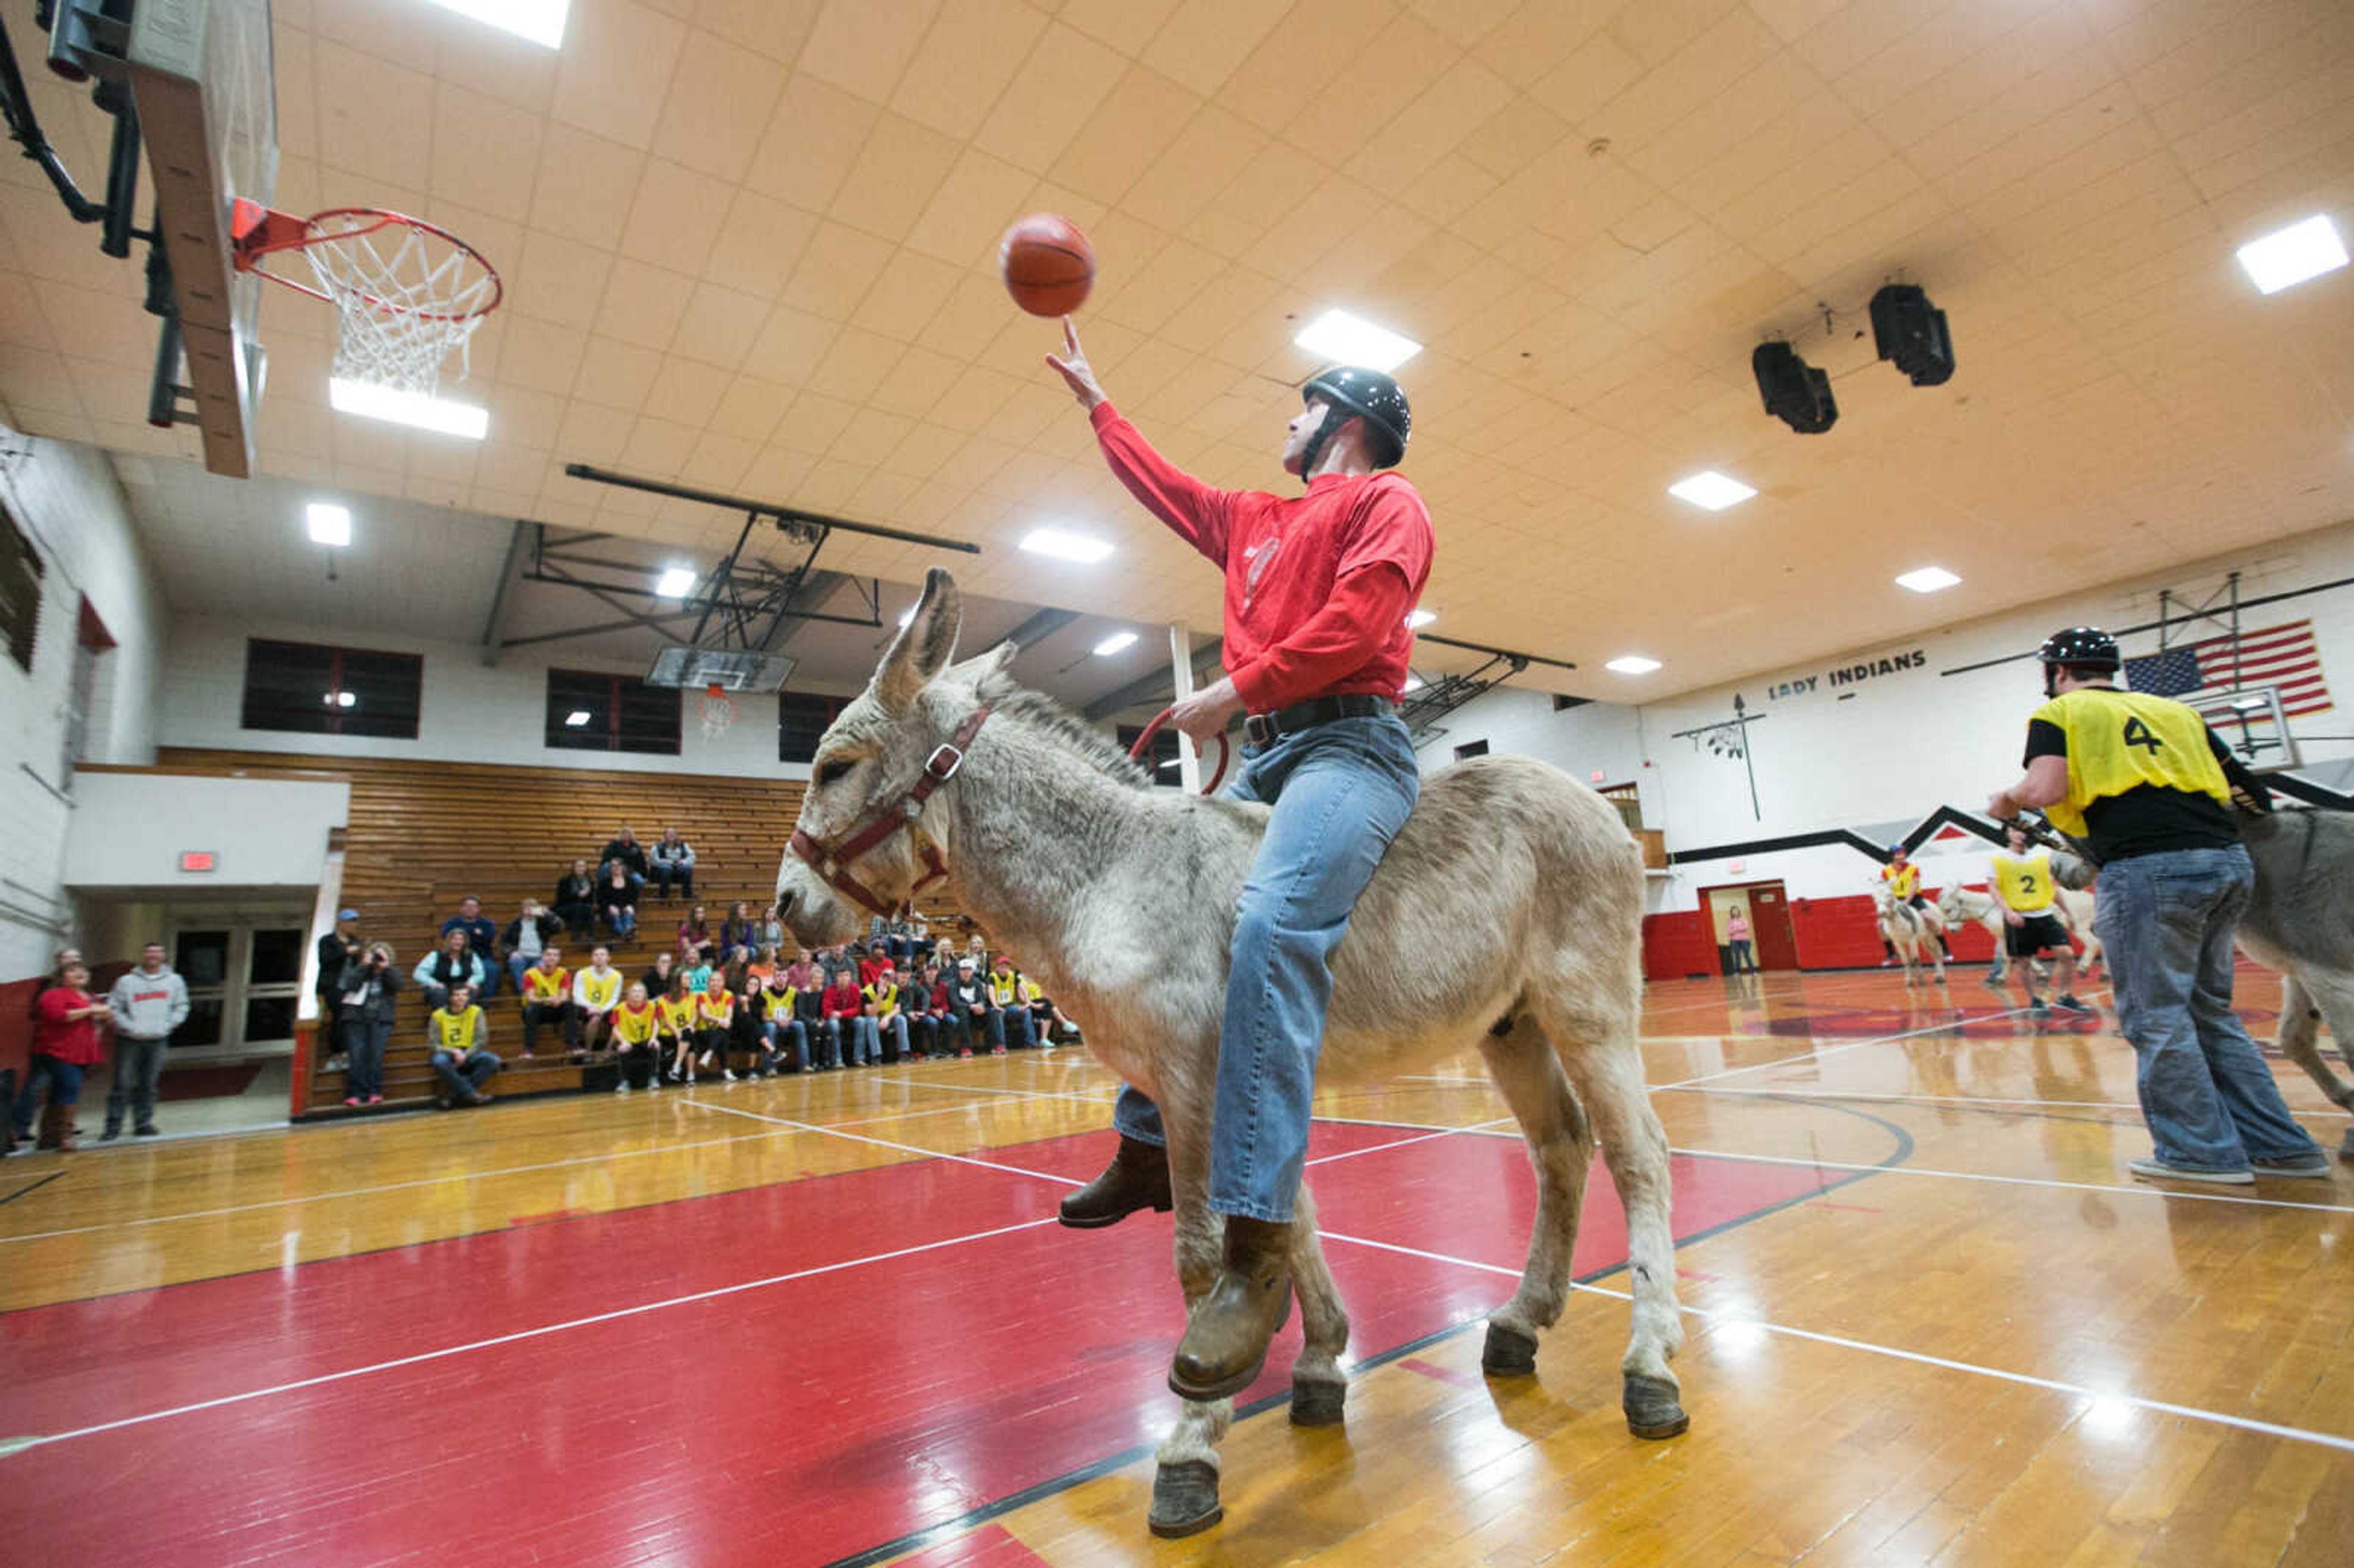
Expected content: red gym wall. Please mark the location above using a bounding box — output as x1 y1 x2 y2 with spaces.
1642 889 2001 980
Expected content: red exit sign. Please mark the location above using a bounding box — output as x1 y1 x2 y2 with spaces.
179 851 216 873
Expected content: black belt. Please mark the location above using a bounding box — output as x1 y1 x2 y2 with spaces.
1243 695 1395 747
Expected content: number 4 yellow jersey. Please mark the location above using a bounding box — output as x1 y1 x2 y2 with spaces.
2028 688 2230 837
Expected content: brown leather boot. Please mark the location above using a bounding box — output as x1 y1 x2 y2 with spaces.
1168 1216 1293 1401
1057 1135 1173 1228
39 1103 74 1152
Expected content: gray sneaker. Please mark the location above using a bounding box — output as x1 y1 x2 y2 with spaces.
2128 1157 2253 1186
2250 1152 2333 1179
2050 995 2095 1015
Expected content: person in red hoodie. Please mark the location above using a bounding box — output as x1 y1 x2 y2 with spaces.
8 960 112 1154
1046 319 1431 1402
822 968 872 1067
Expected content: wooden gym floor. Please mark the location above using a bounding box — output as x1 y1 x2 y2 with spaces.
1 965 2347 1566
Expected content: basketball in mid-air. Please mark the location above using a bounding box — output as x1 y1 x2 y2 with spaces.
999 213 1094 317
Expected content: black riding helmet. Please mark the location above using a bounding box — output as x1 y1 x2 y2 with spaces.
2038 626 2120 697
1297 366 1410 481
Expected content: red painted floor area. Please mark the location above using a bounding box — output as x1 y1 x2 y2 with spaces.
0 1120 1848 1567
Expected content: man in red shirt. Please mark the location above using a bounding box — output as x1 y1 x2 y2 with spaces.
1046 319 1431 1401
8 959 112 1155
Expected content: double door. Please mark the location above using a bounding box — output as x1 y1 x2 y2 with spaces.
171 919 308 1057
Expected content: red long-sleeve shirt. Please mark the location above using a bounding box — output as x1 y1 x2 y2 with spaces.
821 981 864 1021
1090 402 1434 712
33 988 107 1066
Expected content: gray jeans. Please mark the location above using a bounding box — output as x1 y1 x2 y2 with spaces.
2093 845 2322 1170
106 1034 169 1132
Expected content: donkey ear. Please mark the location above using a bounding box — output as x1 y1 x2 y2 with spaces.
873 568 962 714
950 640 1019 690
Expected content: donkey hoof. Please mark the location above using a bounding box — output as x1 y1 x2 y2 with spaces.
1290 1377 1346 1426
1148 1460 1222 1538
1481 1322 1539 1378
1622 1372 1689 1439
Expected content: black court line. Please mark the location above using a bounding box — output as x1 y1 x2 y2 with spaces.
0 1171 65 1208
823 1102 1918 1568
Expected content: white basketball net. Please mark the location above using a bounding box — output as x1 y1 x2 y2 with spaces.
300 213 498 397
699 690 736 742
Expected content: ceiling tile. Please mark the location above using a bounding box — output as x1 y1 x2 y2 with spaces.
796 0 944 105
650 28 790 183
549 0 691 150
890 0 1053 139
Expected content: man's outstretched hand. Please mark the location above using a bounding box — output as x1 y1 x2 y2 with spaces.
1045 316 1107 413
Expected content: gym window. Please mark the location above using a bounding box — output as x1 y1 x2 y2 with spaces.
1453 739 1490 761
241 640 422 738
547 669 680 755
778 691 844 764
0 503 43 675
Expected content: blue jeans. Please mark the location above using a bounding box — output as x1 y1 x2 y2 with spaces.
880 1014 910 1060
11 1055 85 1135
1112 710 1420 1221
338 1016 393 1100
429 1047 501 1101
2094 845 2321 1170
603 905 638 937
847 1016 881 1064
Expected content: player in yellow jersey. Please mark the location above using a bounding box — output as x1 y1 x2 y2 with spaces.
608 981 661 1091
656 974 703 1086
518 948 574 1059
424 983 500 1107
1875 845 1953 965
1989 626 2324 1184
862 971 908 1064
1987 824 2090 1014
574 946 623 1059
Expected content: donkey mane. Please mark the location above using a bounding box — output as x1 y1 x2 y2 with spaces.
973 661 1154 790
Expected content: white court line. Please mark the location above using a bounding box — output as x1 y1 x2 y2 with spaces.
0 1095 1038 1246
1667 1085 2353 1119
0 1215 1061 1458
1663 1144 2354 1216
1312 1228 2354 1458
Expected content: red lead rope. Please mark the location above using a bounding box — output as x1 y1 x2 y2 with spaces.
1128 707 1231 796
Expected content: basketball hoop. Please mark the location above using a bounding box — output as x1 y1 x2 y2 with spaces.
230 201 503 397
699 683 736 742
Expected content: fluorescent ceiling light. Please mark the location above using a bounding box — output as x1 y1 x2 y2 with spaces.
1092 631 1138 657
1019 528 1113 564
1402 674 1425 692
417 0 569 48
1667 471 1757 511
1895 566 1962 593
329 377 489 440
305 502 351 546
2231 696 2268 712
322 690 357 707
1405 609 1436 630
1606 655 1662 675
564 710 592 727
1159 756 1181 771
1293 308 1422 373
2236 214 2347 295
653 566 696 599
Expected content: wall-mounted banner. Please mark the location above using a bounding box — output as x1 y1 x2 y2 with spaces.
1763 647 1929 702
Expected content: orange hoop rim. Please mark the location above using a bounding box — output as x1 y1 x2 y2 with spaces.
230 202 505 324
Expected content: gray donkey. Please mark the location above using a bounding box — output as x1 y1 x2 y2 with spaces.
774 569 1686 1537
2049 810 2354 1158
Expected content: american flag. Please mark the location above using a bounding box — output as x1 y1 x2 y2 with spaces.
2123 620 2333 718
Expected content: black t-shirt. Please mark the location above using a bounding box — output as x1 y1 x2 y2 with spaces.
2023 718 2250 861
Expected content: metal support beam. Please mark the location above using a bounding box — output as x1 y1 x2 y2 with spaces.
1002 606 1081 651
1082 637 1225 721
563 463 982 554
478 520 535 665
1417 632 1575 672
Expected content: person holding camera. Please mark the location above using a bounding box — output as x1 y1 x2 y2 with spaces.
336 942 401 1106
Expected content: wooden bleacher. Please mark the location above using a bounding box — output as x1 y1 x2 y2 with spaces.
148 748 974 1116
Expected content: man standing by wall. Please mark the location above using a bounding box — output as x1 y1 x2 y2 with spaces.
1989 626 2326 1185
104 942 187 1139
1046 318 1432 1401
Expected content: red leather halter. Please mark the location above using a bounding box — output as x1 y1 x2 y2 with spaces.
787 707 990 921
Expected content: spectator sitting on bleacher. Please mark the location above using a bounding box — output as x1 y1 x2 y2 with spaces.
723 974 775 1078
747 945 779 988
518 947 574 1060
684 945 715 999
989 956 1039 1050
502 898 565 999
721 945 753 1000
599 864 639 938
864 969 909 1063
639 949 676 1002
894 967 932 1059
334 942 399 1108
1030 980 1081 1048
426 983 500 1108
950 957 1000 1055
414 930 490 1014
440 897 501 998
609 981 660 1092
600 825 649 889
782 947 815 992
858 941 893 989
553 859 597 935
818 944 856 989
677 904 712 966
657 972 701 1086
758 905 785 954
758 971 804 1072
794 961 836 1069
316 910 362 1065
696 975 741 1080
919 961 966 1059
575 946 623 1059
649 828 696 900
824 967 869 1067
720 901 756 958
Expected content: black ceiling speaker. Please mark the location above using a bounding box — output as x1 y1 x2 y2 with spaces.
1869 283 1955 386
1752 341 1837 434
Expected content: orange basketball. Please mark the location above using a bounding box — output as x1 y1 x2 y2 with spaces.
999 213 1094 317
